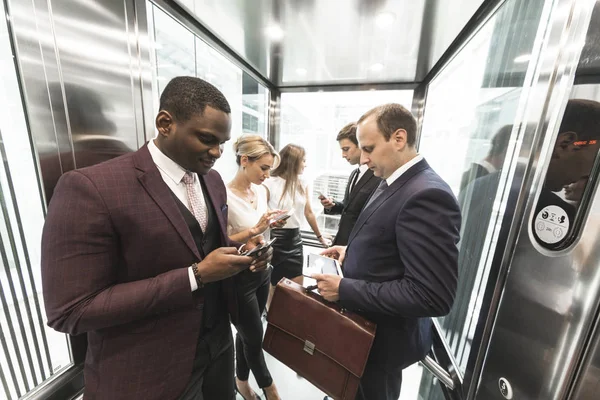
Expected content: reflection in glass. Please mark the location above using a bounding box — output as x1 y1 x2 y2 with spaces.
417 0 546 384
532 99 600 250
278 90 413 236
150 5 270 183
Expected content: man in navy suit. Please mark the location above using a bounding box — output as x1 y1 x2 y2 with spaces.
313 103 461 400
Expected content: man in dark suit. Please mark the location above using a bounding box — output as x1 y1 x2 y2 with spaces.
313 104 461 400
41 77 272 400
319 122 380 245
459 124 512 192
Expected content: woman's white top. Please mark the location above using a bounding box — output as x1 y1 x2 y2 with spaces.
227 184 270 240
263 176 308 229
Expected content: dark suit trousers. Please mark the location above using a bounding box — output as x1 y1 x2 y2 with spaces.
356 361 402 400
177 318 235 400
234 268 273 388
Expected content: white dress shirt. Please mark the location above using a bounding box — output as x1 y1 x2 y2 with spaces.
263 176 309 229
478 160 496 174
147 139 202 292
385 154 424 186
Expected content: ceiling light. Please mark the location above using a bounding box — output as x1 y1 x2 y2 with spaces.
369 63 384 72
375 12 395 28
514 54 531 63
265 25 284 41
296 68 307 76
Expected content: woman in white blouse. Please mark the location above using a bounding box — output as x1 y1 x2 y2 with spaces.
227 135 283 400
264 144 328 293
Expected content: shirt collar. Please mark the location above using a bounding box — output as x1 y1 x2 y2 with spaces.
358 164 369 173
478 160 496 174
386 154 424 186
147 139 188 184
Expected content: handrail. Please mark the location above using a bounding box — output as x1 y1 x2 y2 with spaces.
421 355 456 390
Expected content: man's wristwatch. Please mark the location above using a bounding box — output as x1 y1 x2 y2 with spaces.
191 263 204 289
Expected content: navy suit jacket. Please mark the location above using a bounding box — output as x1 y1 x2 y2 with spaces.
339 159 461 372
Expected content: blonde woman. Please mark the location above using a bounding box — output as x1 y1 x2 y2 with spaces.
264 144 328 292
227 135 283 400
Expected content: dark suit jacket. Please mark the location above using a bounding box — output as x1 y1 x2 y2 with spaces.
339 159 461 372
41 144 237 400
459 162 489 192
324 168 380 245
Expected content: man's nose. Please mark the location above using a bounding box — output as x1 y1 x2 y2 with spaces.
360 152 369 165
209 145 222 159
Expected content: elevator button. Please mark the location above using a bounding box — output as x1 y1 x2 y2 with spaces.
498 377 513 399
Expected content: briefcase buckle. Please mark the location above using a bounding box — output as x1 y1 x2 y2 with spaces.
303 340 315 355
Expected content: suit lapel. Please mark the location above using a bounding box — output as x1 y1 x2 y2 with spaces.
134 145 201 260
201 173 228 245
342 168 358 204
349 168 373 196
347 160 430 247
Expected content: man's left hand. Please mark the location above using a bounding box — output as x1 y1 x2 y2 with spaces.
312 273 342 302
245 235 273 272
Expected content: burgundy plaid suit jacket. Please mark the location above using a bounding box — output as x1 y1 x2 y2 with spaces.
41 144 238 400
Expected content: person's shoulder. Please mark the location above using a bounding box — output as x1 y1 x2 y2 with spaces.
404 167 457 204
74 151 136 183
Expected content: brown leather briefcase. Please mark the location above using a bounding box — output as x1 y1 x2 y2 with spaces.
263 278 376 400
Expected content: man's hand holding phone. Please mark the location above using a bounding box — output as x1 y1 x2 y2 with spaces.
239 235 274 272
318 192 335 210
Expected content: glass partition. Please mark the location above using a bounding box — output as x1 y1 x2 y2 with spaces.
0 1 71 398
278 90 413 237
417 0 546 379
149 3 269 183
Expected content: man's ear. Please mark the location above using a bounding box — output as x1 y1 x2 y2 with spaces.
156 110 175 137
392 128 408 148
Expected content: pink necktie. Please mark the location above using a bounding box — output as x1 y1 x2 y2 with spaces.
182 172 208 232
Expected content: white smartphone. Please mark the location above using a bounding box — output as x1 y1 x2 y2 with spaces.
317 191 328 199
304 253 343 277
271 210 293 223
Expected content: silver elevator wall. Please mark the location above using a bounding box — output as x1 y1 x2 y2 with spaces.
475 0 600 398
8 0 149 204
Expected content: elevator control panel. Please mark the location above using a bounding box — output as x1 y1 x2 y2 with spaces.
534 205 570 244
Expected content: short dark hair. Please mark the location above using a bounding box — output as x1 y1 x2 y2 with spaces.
159 76 231 122
559 99 600 141
357 103 417 146
488 125 512 158
336 122 358 145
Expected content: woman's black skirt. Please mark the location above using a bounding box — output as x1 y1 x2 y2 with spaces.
269 228 303 285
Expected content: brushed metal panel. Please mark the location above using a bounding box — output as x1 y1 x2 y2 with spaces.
11 0 144 202
9 0 74 204
476 1 599 399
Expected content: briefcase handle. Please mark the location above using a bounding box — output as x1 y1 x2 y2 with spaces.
303 284 348 314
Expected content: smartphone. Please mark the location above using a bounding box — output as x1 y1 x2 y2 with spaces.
317 191 327 199
271 210 293 223
304 253 343 277
243 237 277 257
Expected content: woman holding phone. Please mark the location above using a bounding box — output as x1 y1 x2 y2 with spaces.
264 144 328 297
227 135 283 400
